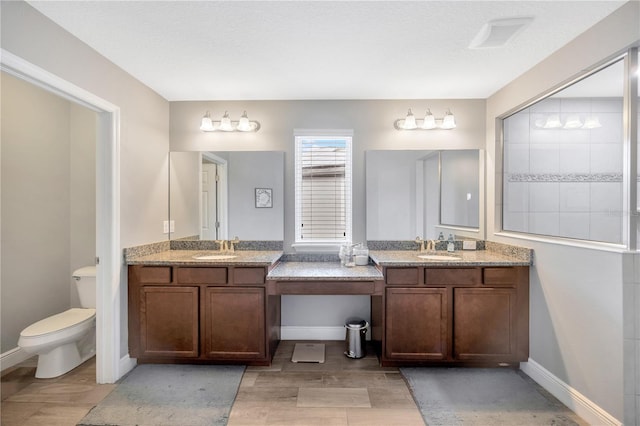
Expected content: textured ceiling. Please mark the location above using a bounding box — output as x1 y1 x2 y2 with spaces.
27 1 626 101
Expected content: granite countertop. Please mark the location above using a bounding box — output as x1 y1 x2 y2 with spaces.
369 249 532 267
267 262 384 281
127 250 283 266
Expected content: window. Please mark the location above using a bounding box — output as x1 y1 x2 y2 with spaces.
295 134 352 245
502 59 625 244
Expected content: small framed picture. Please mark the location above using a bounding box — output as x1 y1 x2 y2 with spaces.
255 188 273 208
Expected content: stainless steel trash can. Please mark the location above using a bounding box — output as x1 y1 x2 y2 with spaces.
344 318 369 359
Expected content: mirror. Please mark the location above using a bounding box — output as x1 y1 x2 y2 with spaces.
365 150 481 240
169 151 284 241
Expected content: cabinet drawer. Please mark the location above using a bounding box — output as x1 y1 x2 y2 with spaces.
137 266 172 284
425 268 480 285
177 267 228 284
483 267 517 286
233 267 266 285
385 267 419 285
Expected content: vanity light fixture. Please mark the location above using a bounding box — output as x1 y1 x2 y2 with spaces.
534 114 602 130
394 108 457 130
199 110 261 132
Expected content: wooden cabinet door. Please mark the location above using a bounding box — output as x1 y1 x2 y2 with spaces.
139 286 199 358
204 287 266 360
453 287 517 360
385 287 447 360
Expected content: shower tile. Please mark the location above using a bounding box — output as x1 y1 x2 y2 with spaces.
591 98 623 113
528 212 559 236
589 212 622 243
590 144 622 173
505 182 529 212
560 98 592 113
559 144 590 174
590 182 622 213
559 183 589 212
558 213 590 240
530 145 559 173
505 145 530 173
529 182 559 212
589 113 623 144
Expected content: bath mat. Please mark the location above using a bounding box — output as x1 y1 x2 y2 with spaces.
291 343 325 363
400 367 586 426
78 363 245 426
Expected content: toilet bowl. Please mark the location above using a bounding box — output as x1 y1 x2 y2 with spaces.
18 266 97 378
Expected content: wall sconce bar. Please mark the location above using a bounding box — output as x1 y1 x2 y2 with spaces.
200 110 261 132
394 108 457 130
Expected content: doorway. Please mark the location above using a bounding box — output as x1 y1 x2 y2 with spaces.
1 50 123 383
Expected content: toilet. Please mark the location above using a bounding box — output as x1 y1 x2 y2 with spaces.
18 266 97 378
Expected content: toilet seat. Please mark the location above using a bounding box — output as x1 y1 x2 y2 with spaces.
20 308 96 338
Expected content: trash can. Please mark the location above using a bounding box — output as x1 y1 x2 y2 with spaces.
344 318 369 359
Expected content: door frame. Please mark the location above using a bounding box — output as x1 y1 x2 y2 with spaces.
1 49 124 383
200 152 228 240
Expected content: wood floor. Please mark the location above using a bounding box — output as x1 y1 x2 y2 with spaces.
227 340 425 425
1 341 423 426
0 357 116 426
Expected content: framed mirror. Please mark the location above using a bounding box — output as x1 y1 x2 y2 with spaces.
365 149 482 241
169 151 284 241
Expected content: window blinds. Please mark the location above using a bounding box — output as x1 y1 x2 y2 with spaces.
295 136 352 243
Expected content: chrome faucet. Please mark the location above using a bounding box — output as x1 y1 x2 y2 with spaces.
228 236 240 253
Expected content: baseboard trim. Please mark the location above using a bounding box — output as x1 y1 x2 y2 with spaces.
0 347 31 372
520 358 621 426
281 326 346 340
118 354 137 379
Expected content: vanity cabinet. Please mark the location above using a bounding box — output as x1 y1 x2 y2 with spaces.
128 264 278 366
382 265 528 366
138 286 199 358
385 287 447 360
203 287 266 359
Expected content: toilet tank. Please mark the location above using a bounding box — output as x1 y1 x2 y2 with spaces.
73 266 97 309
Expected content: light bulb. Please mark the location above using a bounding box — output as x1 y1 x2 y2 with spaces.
441 110 456 129
563 114 583 129
582 117 602 129
199 111 215 132
421 109 437 129
237 111 252 132
543 115 562 129
219 111 233 131
402 109 417 130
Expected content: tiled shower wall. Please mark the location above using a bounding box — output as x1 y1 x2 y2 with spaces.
503 97 624 244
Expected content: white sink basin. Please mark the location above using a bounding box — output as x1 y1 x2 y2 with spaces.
192 254 237 260
417 254 461 261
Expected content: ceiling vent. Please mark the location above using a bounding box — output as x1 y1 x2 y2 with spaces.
469 17 534 49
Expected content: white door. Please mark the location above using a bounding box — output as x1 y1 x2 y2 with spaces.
201 162 218 240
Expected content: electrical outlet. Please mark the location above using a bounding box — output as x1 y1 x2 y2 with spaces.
169 220 175 232
163 220 169 234
463 240 476 250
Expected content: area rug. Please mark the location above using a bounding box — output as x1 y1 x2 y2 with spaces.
78 364 245 426
400 367 585 426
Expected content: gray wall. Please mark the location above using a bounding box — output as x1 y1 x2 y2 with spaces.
171 100 486 330
486 2 639 422
227 151 284 240
1 1 171 358
1 72 96 352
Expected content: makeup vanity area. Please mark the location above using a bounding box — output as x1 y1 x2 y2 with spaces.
126 149 532 368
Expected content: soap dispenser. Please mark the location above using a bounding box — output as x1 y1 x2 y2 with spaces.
447 234 455 252
438 232 445 241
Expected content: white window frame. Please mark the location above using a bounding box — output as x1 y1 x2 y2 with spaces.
293 130 353 252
